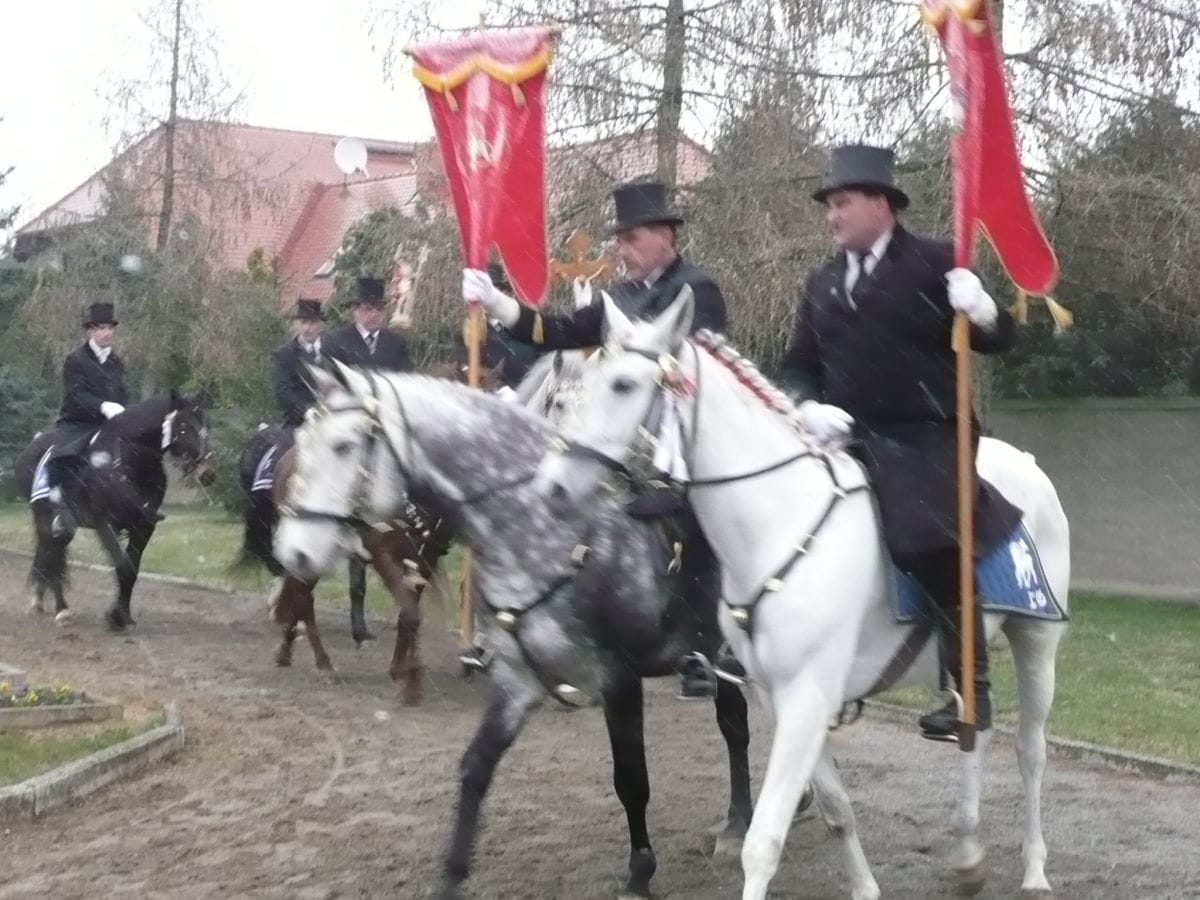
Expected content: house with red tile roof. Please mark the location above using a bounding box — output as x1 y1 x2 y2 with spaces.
13 120 711 306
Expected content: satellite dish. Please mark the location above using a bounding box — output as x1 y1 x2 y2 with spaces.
334 136 369 177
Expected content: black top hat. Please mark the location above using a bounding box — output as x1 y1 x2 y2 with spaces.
350 276 387 307
610 180 684 233
83 300 118 328
292 298 323 321
812 144 910 210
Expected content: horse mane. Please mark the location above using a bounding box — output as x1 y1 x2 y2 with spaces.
690 330 798 418
104 393 174 446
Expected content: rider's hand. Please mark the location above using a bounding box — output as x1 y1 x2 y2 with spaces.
100 402 125 419
571 275 595 310
947 268 998 329
462 268 520 328
792 400 854 448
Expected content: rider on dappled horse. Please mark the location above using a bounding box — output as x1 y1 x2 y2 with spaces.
763 143 1023 741
44 299 131 538
267 278 414 463
461 180 730 692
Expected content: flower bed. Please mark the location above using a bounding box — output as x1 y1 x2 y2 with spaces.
0 682 87 709
0 681 121 729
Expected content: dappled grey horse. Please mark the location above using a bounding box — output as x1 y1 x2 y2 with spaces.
273 363 755 899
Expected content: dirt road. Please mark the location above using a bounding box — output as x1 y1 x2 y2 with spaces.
0 550 1196 899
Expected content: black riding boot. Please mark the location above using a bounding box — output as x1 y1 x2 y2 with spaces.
46 460 77 539
919 595 992 741
902 550 992 742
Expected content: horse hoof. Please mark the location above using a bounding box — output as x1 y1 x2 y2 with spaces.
106 611 127 632
353 630 376 647
712 829 744 859
28 598 46 616
54 610 73 626
954 862 986 896
275 651 292 668
321 669 343 686
401 684 422 707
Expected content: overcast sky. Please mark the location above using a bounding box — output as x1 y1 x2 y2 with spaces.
1 0 485 234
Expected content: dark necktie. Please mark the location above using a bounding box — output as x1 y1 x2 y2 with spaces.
365 332 377 355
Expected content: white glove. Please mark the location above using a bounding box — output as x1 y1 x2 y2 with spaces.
793 400 854 447
946 268 998 329
571 276 595 310
496 386 519 403
462 268 520 328
100 402 125 419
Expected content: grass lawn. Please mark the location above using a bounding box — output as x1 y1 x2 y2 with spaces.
878 593 1200 766
0 503 1196 766
0 502 463 622
0 722 153 787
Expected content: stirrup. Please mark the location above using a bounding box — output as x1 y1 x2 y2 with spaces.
458 636 494 672
676 651 718 700
712 643 749 687
919 689 963 744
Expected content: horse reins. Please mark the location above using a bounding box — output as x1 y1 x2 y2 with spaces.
548 338 870 636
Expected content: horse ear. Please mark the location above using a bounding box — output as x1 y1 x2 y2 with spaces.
190 386 214 409
304 364 343 399
169 388 182 408
651 284 694 350
330 358 371 395
600 292 635 345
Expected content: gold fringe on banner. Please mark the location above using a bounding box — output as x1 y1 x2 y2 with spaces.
412 46 553 98
1012 290 1074 332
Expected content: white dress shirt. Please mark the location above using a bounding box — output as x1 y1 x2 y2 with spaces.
88 338 112 364
844 227 894 299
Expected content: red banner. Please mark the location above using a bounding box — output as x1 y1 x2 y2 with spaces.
922 1 1059 296
408 27 554 307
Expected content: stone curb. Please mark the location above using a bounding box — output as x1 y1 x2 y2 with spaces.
0 700 122 729
1 548 238 595
863 700 1200 783
0 703 185 821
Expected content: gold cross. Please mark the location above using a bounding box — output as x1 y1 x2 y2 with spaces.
551 229 613 285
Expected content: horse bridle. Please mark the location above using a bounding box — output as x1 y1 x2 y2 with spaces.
278 370 598 705
279 373 412 531
547 338 870 634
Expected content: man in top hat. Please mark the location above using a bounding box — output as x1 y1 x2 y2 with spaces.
766 143 1022 740
324 276 413 373
460 181 729 697
461 180 728 349
43 299 131 536
273 298 326 430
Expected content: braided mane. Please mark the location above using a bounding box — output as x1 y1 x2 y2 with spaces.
690 330 798 417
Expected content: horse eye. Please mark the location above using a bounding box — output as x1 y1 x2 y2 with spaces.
333 441 355 457
612 377 636 395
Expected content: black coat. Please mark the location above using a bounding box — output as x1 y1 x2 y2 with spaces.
272 338 322 428
454 320 546 389
324 324 413 373
508 255 728 350
780 226 1021 560
52 342 130 461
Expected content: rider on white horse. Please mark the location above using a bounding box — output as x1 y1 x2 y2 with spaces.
462 181 732 695
741 144 1023 741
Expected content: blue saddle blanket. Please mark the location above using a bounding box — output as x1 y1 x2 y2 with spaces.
30 447 54 502
892 523 1066 623
251 444 279 493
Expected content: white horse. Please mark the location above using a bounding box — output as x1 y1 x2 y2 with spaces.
534 289 1070 900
